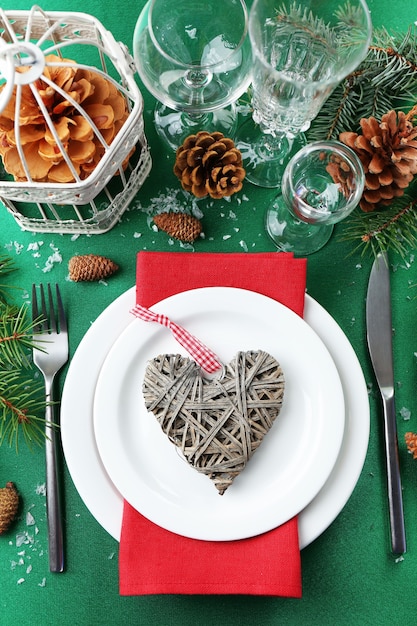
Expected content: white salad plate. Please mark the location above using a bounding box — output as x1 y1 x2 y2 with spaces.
61 287 369 548
93 287 345 541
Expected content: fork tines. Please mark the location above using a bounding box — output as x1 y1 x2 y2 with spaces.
32 284 67 334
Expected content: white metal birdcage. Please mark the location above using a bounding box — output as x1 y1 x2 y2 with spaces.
0 5 152 234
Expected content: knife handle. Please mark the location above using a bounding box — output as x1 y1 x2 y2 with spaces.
382 393 406 555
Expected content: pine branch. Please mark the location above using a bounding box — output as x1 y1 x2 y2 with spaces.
275 2 337 46
0 255 16 302
339 196 417 258
0 370 48 451
305 23 417 256
0 303 42 368
307 25 417 142
0 259 48 450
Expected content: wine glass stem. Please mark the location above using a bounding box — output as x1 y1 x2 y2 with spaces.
188 112 210 124
257 131 287 159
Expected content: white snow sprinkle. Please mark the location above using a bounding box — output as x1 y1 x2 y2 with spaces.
400 407 411 421
35 483 46 496
42 244 62 272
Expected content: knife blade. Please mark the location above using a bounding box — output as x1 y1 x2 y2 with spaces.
366 251 406 554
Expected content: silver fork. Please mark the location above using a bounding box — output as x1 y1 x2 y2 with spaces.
32 284 68 573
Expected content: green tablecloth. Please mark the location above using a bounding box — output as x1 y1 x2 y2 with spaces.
1 1 417 624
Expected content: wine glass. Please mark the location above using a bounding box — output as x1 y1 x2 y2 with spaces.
266 140 364 255
236 0 372 187
133 0 252 151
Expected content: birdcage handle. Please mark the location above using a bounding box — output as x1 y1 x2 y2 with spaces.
0 40 46 113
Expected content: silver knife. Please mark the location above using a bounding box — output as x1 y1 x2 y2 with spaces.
366 251 406 554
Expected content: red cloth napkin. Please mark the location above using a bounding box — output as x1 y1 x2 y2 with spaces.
119 251 307 596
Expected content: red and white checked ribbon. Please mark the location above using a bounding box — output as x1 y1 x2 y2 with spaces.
130 304 223 374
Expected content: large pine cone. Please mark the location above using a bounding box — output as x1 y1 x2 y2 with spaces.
0 55 132 183
173 131 245 199
340 110 417 212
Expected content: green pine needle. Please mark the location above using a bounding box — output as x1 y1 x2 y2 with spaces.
0 257 48 449
339 195 417 258
0 370 48 451
0 302 43 368
275 3 337 46
307 25 417 142
306 23 417 256
0 255 17 302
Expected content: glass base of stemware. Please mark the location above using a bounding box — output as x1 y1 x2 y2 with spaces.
235 117 307 188
265 195 334 256
154 102 238 151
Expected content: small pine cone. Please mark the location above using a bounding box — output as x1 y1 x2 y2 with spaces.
339 110 417 212
173 131 245 199
68 254 119 282
153 212 202 242
405 432 417 459
0 482 19 535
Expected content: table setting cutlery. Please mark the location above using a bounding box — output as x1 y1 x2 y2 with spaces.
366 252 406 555
32 284 68 573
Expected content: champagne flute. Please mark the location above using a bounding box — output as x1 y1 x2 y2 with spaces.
236 0 372 187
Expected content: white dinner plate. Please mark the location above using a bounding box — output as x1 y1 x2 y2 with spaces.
61 287 370 548
93 287 345 541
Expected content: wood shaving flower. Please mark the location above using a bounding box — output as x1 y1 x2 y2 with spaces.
0 55 132 183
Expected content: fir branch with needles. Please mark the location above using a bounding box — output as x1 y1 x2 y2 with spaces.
275 2 337 46
339 193 417 258
0 256 48 450
307 25 417 142
0 303 43 368
0 255 16 302
306 24 417 257
0 370 48 450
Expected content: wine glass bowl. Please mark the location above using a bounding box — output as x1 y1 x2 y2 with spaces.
237 0 372 187
133 0 252 150
266 140 365 255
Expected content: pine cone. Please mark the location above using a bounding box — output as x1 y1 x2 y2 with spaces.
340 110 417 212
153 212 202 242
173 131 245 199
68 254 119 282
0 482 19 535
0 55 133 183
405 432 417 459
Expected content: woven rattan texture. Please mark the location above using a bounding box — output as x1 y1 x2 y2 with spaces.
143 350 285 495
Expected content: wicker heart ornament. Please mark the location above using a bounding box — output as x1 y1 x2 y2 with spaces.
143 350 285 495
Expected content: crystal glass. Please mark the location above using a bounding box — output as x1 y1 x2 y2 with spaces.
236 0 372 187
133 0 252 150
266 141 365 255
